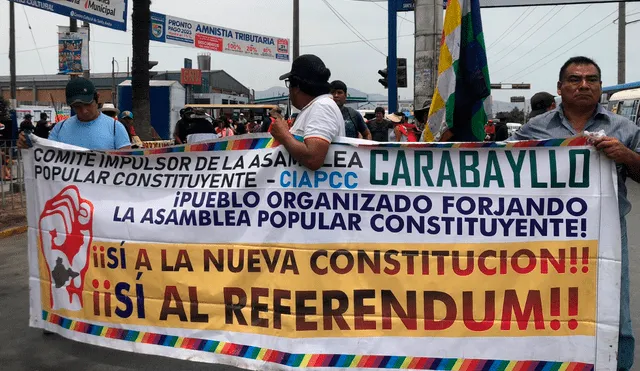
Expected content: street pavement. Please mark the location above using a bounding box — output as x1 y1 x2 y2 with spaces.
1 182 640 370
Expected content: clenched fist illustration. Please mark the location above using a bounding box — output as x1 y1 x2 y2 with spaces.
38 186 94 311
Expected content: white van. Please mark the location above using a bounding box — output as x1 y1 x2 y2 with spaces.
506 123 522 137
608 88 640 125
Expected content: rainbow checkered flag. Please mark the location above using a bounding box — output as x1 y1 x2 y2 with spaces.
421 0 491 142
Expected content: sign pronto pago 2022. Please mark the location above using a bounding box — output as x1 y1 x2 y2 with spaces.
150 12 290 62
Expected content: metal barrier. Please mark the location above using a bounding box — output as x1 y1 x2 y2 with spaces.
0 140 25 211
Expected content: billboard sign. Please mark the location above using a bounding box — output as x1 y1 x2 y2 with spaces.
180 68 202 86
150 12 290 62
10 0 128 31
58 26 90 75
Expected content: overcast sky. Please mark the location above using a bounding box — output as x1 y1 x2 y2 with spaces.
1 0 639 102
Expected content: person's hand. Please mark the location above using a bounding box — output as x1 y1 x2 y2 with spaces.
270 113 290 141
17 132 32 149
593 136 634 164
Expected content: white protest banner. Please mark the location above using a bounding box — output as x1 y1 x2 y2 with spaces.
150 12 290 62
24 134 620 370
10 0 128 31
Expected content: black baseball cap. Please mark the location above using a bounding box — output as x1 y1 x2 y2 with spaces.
66 77 96 106
530 92 556 118
279 54 331 83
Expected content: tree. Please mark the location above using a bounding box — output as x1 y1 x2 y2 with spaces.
131 0 154 141
0 98 10 123
508 107 525 123
496 107 525 124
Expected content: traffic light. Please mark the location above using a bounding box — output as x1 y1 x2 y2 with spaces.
378 57 407 89
397 58 407 88
378 68 389 89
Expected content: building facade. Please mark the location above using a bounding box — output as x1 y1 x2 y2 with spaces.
0 69 251 107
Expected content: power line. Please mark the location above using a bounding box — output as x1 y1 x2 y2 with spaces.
321 0 386 56
492 5 592 76
0 45 57 56
514 20 616 81
503 7 618 82
363 0 414 24
486 7 534 50
22 6 46 74
302 33 413 48
320 0 386 56
492 5 563 60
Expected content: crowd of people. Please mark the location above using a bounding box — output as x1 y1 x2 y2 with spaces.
168 87 427 146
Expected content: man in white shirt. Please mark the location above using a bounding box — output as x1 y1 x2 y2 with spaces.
270 54 344 170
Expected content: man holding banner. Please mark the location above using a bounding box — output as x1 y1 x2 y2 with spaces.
511 56 640 371
271 54 344 170
17 78 131 151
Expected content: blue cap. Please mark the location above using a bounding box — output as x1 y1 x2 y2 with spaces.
120 111 133 119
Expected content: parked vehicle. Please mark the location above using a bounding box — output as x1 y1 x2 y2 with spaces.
607 88 640 126
507 123 522 137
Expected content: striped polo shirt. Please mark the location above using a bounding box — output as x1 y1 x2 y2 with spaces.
510 103 640 217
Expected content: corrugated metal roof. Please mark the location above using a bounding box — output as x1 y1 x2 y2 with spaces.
0 70 250 95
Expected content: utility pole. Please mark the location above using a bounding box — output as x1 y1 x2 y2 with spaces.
414 0 442 110
388 0 398 113
618 1 625 84
112 57 116 104
83 21 91 79
293 0 300 60
9 1 16 107
131 0 154 140
69 18 78 80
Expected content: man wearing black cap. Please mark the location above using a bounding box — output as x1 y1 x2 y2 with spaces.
330 80 371 140
528 92 556 120
34 112 51 139
271 54 345 171
19 114 34 134
18 78 130 150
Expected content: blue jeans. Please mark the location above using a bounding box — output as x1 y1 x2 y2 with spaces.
619 217 635 370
